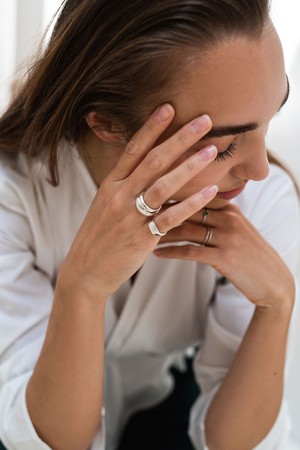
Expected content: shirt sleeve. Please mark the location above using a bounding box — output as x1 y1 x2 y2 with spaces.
188 167 300 450
0 172 54 449
0 171 105 449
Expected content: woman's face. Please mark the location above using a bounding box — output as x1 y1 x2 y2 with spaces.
162 22 288 209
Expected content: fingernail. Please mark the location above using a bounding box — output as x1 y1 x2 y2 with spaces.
200 145 217 161
156 104 173 122
190 115 211 133
202 184 219 199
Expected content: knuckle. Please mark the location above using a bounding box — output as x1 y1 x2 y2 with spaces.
125 137 140 156
231 214 243 231
185 157 198 174
107 190 124 214
178 224 194 240
143 150 163 171
178 224 189 239
146 119 156 133
187 196 200 210
99 177 110 193
151 180 169 200
182 245 195 257
225 213 235 228
227 203 240 213
225 211 239 229
177 129 189 145
161 211 175 229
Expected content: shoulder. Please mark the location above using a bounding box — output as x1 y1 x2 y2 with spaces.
234 164 299 225
0 146 95 211
234 164 300 269
0 151 33 213
0 146 97 256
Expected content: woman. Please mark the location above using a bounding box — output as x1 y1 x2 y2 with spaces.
0 0 299 449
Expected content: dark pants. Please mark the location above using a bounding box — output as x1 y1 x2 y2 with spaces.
0 359 200 450
117 357 200 450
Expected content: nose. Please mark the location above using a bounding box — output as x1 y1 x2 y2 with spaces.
232 132 270 182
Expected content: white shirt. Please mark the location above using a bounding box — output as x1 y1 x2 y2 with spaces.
0 147 299 450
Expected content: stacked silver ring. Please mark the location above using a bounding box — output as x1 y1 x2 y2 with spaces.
202 227 213 246
135 192 166 237
136 192 161 217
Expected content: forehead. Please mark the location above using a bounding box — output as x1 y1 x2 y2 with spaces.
171 23 286 129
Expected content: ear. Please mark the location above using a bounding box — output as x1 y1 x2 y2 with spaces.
85 112 122 143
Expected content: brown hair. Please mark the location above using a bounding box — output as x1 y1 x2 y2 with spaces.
0 0 270 185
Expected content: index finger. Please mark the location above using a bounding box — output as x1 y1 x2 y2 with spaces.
110 104 175 181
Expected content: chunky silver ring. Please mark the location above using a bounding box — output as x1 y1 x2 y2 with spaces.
149 220 167 237
202 226 213 246
136 192 162 217
201 208 209 224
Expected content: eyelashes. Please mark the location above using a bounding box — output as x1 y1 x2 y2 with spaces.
215 141 238 162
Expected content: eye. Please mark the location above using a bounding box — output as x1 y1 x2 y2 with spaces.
215 140 238 162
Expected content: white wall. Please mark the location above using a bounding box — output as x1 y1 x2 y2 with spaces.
0 0 62 111
0 0 17 110
266 6 300 444
0 0 300 447
268 0 300 182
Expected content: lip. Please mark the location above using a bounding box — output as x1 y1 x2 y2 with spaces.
217 182 247 200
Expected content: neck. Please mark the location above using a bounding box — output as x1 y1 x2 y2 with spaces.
80 132 123 187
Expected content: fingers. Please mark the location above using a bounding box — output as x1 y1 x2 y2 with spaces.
161 222 217 247
157 204 246 248
189 204 242 228
154 243 218 266
153 219 220 263
151 185 218 235
188 208 218 227
143 144 217 209
127 114 213 194
110 104 175 180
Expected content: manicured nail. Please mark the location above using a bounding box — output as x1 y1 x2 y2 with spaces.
190 115 211 133
202 184 219 199
200 145 217 161
156 104 173 122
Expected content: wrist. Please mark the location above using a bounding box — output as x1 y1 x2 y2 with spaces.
55 271 109 308
55 265 109 306
255 274 295 319
255 296 294 322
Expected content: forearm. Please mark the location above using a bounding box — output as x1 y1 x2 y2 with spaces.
205 299 294 450
26 283 107 450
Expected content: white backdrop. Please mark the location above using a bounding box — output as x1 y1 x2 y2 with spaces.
0 0 300 448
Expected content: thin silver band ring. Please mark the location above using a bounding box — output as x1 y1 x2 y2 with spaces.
201 208 209 224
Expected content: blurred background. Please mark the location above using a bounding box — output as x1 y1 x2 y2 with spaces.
0 0 300 448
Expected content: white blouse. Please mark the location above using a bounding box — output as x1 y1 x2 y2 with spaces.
0 147 299 450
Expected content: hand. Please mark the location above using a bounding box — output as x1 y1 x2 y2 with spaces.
155 203 295 311
57 104 219 301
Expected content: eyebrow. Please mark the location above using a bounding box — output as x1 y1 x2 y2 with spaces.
204 76 290 139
